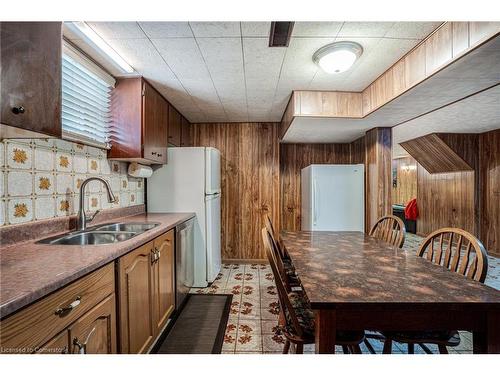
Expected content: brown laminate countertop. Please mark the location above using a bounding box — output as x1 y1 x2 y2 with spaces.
0 212 194 318
281 231 500 308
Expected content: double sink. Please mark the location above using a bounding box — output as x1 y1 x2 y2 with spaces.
37 222 161 245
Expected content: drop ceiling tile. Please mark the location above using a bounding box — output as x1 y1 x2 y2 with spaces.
138 22 193 38
385 22 442 39
243 38 286 82
180 79 220 102
292 22 343 37
196 38 244 81
87 22 146 39
189 22 241 37
337 22 395 38
151 38 211 80
241 22 271 37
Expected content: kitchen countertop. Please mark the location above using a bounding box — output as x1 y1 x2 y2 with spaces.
0 212 195 319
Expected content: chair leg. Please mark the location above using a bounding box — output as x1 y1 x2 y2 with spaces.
382 339 393 354
418 343 433 354
438 344 448 354
408 343 414 354
342 345 350 354
295 343 303 354
283 340 290 354
278 310 286 326
364 338 376 354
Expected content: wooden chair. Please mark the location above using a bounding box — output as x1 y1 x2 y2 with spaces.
369 215 406 248
382 228 489 354
262 227 365 354
264 214 287 259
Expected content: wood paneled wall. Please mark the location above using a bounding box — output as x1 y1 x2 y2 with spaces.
279 143 352 231
479 129 500 255
193 122 280 261
392 157 417 205
365 128 392 232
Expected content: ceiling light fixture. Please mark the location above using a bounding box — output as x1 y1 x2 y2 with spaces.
65 22 134 74
313 41 363 74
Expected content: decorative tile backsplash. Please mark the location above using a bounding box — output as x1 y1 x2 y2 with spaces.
0 138 144 226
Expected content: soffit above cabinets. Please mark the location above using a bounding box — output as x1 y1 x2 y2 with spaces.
282 32 500 144
63 21 441 123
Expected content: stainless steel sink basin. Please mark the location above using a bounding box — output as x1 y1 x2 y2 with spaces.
38 231 137 245
36 222 161 245
91 222 160 233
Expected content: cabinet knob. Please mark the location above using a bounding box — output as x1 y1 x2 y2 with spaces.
12 106 25 115
55 296 81 317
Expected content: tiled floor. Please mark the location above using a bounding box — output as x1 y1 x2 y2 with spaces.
190 233 500 354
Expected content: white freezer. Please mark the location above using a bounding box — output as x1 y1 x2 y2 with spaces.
147 147 222 287
301 164 364 232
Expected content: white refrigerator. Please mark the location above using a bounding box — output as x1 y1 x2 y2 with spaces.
147 147 222 287
301 164 364 231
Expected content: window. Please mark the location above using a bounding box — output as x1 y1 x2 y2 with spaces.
62 42 115 149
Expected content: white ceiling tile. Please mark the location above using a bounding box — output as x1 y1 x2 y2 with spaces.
189 22 241 37
87 22 146 39
243 38 286 82
151 38 211 80
385 22 442 39
138 22 193 38
196 38 244 81
241 22 271 37
338 22 395 38
292 22 343 37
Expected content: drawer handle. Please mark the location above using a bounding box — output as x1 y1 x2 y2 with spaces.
55 296 81 317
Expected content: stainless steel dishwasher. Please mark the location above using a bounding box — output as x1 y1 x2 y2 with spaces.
175 218 195 309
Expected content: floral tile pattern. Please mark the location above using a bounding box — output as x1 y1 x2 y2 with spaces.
192 254 499 354
0 138 144 226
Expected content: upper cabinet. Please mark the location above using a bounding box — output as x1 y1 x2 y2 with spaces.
167 105 182 146
180 116 193 147
0 22 62 138
108 77 168 164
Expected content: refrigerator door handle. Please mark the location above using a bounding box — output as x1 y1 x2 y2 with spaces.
313 178 318 226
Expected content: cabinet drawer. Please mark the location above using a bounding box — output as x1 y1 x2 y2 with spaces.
0 263 114 353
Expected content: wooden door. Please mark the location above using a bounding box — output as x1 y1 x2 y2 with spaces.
118 242 155 353
68 294 117 354
142 80 168 163
0 22 62 137
168 105 182 146
152 230 175 333
36 330 70 354
180 116 193 147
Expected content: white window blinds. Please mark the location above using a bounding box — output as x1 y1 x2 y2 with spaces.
62 42 115 149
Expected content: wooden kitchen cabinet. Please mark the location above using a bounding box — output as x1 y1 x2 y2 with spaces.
151 231 175 332
117 241 155 353
168 105 182 146
0 264 115 354
108 77 168 164
68 294 116 354
0 22 62 139
180 116 193 147
117 230 176 353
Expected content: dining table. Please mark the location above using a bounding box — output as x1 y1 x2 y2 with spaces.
280 230 500 354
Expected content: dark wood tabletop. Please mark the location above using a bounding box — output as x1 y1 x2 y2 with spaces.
281 231 500 308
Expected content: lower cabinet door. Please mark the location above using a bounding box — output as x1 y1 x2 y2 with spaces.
152 230 175 333
36 330 70 354
68 294 117 354
118 243 155 353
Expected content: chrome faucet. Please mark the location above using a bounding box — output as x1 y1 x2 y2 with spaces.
77 177 116 231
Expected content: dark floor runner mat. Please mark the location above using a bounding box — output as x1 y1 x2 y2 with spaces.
153 294 232 354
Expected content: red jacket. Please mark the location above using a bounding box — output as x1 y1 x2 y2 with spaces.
405 198 419 220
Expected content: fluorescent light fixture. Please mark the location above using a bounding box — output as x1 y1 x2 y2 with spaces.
65 22 134 74
313 41 363 74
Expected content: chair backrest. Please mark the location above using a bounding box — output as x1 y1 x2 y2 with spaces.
417 227 488 283
264 214 286 258
264 215 293 291
261 227 304 337
369 215 406 248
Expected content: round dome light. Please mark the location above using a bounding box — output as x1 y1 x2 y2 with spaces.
313 41 363 74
